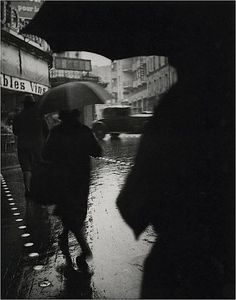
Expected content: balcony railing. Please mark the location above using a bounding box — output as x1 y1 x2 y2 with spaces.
122 64 133 72
133 79 147 88
50 69 83 79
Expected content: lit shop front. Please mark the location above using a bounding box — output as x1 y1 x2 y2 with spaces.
1 0 51 121
1 29 51 121
1 17 51 154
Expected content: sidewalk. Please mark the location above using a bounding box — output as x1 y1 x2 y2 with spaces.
1 168 92 299
1 150 155 299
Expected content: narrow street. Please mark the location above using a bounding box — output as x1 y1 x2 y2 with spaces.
2 134 157 299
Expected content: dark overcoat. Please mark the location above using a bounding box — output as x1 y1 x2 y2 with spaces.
43 121 102 231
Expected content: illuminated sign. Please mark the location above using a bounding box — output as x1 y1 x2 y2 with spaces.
54 57 92 72
1 1 43 34
1 1 19 31
11 0 43 20
0 73 49 95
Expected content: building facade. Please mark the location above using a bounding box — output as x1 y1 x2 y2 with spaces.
49 52 111 127
49 52 93 88
91 65 112 95
145 56 177 112
1 0 52 156
1 1 51 121
110 56 177 113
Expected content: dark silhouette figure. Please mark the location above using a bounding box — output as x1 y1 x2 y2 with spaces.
117 4 234 299
43 109 102 269
13 94 49 197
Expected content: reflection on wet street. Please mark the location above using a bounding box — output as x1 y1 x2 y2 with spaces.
100 133 141 162
2 134 157 299
82 134 156 298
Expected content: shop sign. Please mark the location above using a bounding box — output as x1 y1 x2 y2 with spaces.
1 1 48 51
0 73 49 95
1 1 19 31
54 57 92 72
11 1 43 21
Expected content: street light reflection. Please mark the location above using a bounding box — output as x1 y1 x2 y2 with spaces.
24 242 34 247
28 252 39 258
21 233 30 237
18 225 26 229
33 265 44 271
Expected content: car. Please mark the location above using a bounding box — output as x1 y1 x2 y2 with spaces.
92 106 153 139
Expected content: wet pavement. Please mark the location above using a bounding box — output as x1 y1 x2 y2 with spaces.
1 134 157 299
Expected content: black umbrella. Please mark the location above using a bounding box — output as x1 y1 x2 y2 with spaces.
39 81 112 114
20 1 234 60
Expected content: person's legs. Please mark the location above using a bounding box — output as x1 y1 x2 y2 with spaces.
74 227 92 260
23 171 32 194
58 226 69 253
58 226 73 266
74 228 92 271
17 147 32 197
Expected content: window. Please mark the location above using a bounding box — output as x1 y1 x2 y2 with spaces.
154 79 157 93
111 62 117 71
159 77 162 91
149 57 154 72
165 74 169 88
160 56 165 67
156 78 159 92
155 56 160 70
153 56 155 71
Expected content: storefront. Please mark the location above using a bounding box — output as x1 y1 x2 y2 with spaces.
1 19 52 155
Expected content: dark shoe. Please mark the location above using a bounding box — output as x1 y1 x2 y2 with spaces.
76 256 89 271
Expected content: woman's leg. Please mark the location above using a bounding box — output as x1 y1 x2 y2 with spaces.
73 226 92 271
58 226 73 265
74 227 92 259
23 171 32 195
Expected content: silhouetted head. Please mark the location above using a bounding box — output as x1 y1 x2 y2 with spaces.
59 109 81 124
23 94 36 109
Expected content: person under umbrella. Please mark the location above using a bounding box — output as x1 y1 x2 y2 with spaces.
42 109 102 269
13 94 49 197
116 4 234 299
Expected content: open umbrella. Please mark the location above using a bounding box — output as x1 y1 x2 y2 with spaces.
39 81 112 114
20 1 234 60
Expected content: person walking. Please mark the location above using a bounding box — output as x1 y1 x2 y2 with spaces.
116 4 234 299
42 109 102 269
13 94 49 197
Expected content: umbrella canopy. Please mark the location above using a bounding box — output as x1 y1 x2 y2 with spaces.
39 81 112 114
20 1 234 60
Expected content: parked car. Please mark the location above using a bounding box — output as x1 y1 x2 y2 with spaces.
92 106 153 139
